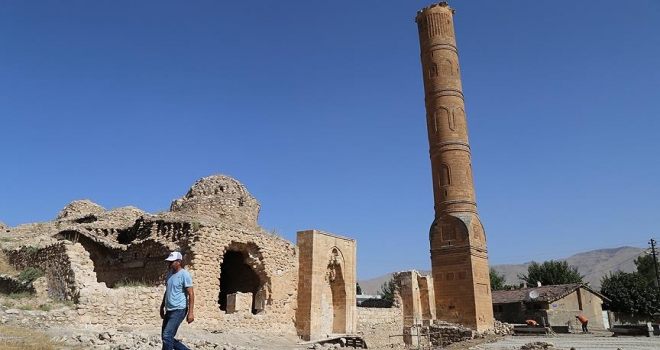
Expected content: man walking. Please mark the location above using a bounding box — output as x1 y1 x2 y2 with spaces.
576 315 588 333
160 252 195 350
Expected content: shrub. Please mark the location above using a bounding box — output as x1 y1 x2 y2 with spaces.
24 246 39 257
17 267 44 284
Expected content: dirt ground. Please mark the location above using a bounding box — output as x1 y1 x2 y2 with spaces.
469 330 660 350
4 310 660 350
5 326 660 350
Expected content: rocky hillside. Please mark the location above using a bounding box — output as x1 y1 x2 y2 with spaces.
358 246 646 294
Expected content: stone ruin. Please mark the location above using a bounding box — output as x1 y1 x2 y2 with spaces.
0 174 360 341
0 174 499 348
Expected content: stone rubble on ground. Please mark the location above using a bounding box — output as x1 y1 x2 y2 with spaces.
491 320 515 335
520 341 556 349
0 304 306 350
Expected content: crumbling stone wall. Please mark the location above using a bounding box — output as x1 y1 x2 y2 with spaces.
76 284 164 328
428 322 475 347
0 174 355 336
58 225 298 332
0 275 35 294
405 322 475 348
188 223 299 333
356 307 404 349
56 230 170 287
5 242 77 301
394 270 436 327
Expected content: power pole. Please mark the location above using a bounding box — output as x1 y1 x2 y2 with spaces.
649 239 660 291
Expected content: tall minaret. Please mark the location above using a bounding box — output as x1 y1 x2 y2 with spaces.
414 2 493 331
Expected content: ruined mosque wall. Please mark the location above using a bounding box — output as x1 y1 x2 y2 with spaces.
186 223 299 333
356 306 405 349
6 242 78 302
0 175 302 334
69 224 299 333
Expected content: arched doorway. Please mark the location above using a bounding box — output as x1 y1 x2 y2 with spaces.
218 242 270 314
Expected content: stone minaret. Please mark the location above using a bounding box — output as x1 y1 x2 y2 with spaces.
414 2 493 331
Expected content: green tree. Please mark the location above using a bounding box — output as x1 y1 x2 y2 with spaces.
518 260 584 286
634 253 660 286
490 268 506 291
356 282 362 295
600 271 660 316
379 277 395 301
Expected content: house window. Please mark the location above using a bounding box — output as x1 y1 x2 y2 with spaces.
493 305 504 313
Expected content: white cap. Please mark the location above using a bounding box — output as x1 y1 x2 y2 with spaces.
165 252 183 261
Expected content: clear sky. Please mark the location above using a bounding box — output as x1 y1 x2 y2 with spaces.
1 1 659 279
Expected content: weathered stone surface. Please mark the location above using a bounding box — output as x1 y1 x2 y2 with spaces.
521 341 556 349
296 230 357 341
170 174 260 229
356 307 404 349
0 174 345 338
0 221 8 230
415 3 493 331
100 206 145 225
57 199 106 220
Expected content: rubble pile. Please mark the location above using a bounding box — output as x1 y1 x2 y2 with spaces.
426 321 475 347
492 320 514 335
520 341 556 349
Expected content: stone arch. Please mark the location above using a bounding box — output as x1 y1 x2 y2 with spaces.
218 241 271 314
439 163 451 187
439 58 454 77
470 217 487 248
433 107 450 135
467 163 473 187
452 107 466 130
429 63 438 78
325 247 347 334
429 215 469 245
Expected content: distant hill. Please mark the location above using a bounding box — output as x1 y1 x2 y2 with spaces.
358 246 646 295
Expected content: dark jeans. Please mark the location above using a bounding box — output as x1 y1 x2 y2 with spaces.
582 321 588 333
161 308 190 350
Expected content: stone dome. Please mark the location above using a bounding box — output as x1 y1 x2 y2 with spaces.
57 199 107 220
170 175 260 228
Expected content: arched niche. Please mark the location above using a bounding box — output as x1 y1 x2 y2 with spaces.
325 247 347 334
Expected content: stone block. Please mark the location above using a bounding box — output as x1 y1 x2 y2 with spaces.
226 292 253 314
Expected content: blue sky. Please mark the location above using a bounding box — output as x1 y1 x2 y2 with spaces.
1 1 659 279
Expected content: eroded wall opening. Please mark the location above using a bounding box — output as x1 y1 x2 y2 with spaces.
55 230 169 288
218 242 270 314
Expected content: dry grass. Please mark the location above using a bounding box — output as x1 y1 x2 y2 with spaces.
0 250 19 276
0 324 61 350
